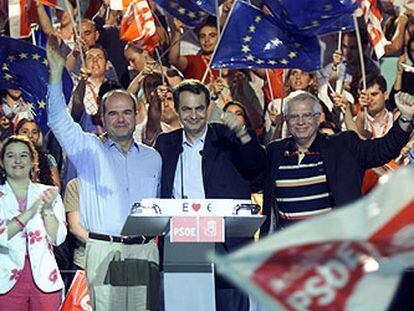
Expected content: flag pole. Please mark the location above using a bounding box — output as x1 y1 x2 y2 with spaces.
64 0 85 68
154 47 166 85
215 0 222 79
75 0 85 67
353 13 369 133
201 0 236 84
337 31 342 51
154 28 192 64
265 69 275 104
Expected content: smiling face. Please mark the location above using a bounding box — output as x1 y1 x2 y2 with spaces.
2 142 33 182
286 99 321 146
101 92 136 143
198 25 218 55
177 91 208 140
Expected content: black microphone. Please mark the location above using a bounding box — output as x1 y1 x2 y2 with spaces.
199 150 204 156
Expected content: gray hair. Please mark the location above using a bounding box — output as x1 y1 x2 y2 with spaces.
282 90 322 116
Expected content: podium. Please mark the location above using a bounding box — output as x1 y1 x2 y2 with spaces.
122 199 266 311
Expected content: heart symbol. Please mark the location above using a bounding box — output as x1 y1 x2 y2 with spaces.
192 203 201 212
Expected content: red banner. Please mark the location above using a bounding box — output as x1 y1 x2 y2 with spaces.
120 0 158 52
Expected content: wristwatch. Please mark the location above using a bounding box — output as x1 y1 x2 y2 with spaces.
399 115 414 131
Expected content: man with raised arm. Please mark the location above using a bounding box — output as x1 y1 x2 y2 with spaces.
46 35 162 311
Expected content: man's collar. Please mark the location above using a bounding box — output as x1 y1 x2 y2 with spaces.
289 133 321 153
367 109 390 124
182 126 208 147
107 137 140 152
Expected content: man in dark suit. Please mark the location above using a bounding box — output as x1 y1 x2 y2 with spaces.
154 79 265 311
262 90 414 233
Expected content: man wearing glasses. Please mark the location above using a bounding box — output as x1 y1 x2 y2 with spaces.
262 90 414 231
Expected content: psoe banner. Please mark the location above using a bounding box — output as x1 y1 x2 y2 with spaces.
213 168 414 310
170 216 225 243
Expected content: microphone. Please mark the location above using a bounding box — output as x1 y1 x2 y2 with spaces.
199 150 204 156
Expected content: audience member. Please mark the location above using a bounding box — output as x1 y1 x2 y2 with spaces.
0 135 66 310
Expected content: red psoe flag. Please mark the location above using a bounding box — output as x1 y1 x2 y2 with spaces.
8 0 37 38
359 0 389 59
120 0 158 52
214 168 414 310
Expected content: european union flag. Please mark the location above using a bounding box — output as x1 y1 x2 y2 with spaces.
194 0 225 16
0 37 73 134
263 0 357 36
153 0 209 27
211 1 321 71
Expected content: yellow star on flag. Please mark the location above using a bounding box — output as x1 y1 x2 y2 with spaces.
19 53 28 59
321 14 332 19
42 59 48 66
241 45 251 53
27 102 34 110
323 4 333 11
249 25 256 33
38 100 46 109
280 59 289 65
32 53 41 60
312 20 320 27
199 11 207 16
288 51 297 59
268 60 277 65
2 64 9 71
243 36 252 43
295 43 302 49
178 7 186 14
187 11 196 19
255 16 262 23
246 54 254 61
256 59 264 65
7 55 16 61
4 73 12 80
169 2 178 8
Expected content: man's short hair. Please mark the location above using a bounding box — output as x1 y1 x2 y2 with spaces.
100 89 138 115
361 74 387 93
86 44 109 61
173 79 210 111
195 15 218 38
283 90 322 116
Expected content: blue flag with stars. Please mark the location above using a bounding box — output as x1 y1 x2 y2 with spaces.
211 1 321 71
263 0 357 37
194 0 225 16
0 37 73 134
153 0 210 27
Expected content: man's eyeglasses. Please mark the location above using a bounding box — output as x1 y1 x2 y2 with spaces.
285 112 320 123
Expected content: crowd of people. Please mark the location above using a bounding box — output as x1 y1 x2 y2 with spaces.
1 0 414 310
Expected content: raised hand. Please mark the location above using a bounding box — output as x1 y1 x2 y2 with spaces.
221 112 251 144
396 92 414 120
46 35 66 83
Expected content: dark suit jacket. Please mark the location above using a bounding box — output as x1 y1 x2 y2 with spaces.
154 123 266 200
155 124 265 293
262 122 411 233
